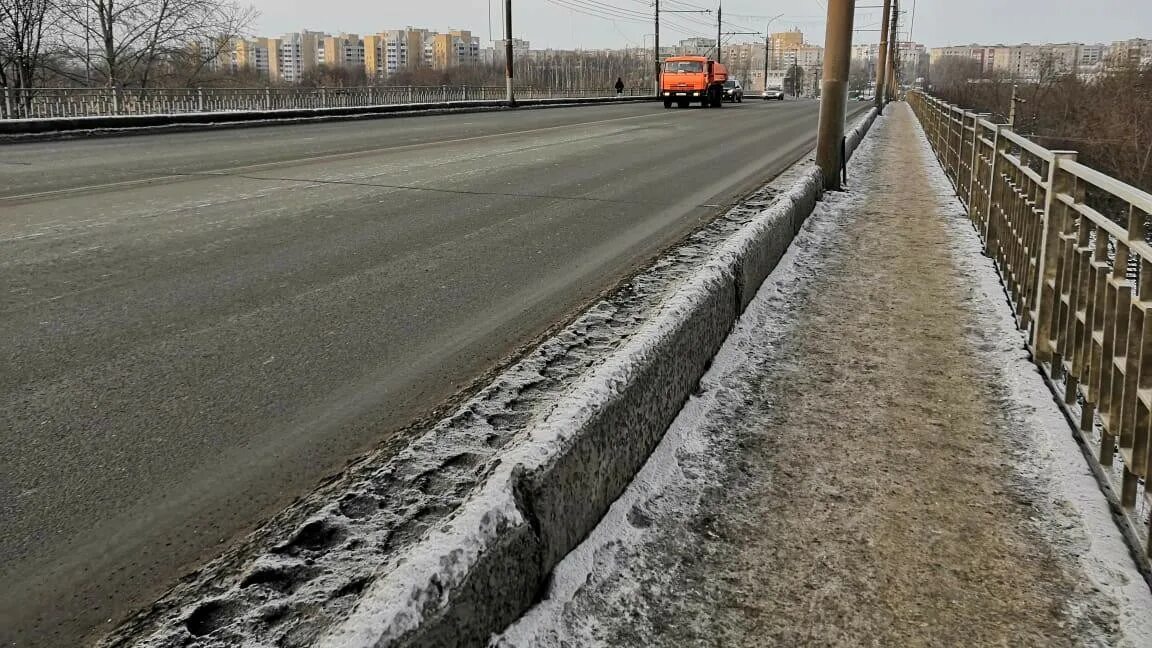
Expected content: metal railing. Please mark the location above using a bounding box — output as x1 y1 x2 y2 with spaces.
0 85 648 119
910 91 1152 555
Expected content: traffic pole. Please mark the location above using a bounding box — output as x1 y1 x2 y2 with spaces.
505 0 515 105
815 0 855 191
875 0 892 112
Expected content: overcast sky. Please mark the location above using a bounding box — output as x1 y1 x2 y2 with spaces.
246 1 1151 50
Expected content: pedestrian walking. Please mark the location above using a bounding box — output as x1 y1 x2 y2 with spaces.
614 77 625 95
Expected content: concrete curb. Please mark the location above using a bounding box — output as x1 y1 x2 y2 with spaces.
0 96 657 141
316 108 880 648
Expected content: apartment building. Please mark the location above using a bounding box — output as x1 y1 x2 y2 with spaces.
1111 38 1152 67
930 39 1150 81
274 31 323 82
319 33 365 69
233 38 270 75
852 41 927 63
432 30 480 69
768 29 804 67
676 37 716 56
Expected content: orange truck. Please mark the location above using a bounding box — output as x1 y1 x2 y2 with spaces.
660 55 729 109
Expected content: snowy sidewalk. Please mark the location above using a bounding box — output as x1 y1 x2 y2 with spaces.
497 104 1152 647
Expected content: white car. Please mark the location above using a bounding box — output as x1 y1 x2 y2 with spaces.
761 87 785 101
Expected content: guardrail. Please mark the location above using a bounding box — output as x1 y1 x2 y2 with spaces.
0 85 647 119
909 91 1152 556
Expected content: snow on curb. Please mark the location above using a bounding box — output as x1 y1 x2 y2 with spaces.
318 108 879 648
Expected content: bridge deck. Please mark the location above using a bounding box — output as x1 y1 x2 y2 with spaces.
500 104 1152 647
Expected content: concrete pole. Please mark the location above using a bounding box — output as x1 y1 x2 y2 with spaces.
716 2 722 63
875 0 892 112
886 0 898 100
763 31 770 91
505 0 515 104
815 0 855 190
655 0 661 95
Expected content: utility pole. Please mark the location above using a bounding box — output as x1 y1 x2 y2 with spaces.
815 0 855 191
886 0 898 100
505 0 514 104
716 2 722 63
654 0 660 95
875 0 892 111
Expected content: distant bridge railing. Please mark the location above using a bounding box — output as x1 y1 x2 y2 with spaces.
0 85 647 119
910 91 1152 555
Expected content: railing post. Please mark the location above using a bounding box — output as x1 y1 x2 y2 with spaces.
265 87 272 110
984 122 1007 254
967 113 990 212
408 86 414 104
197 87 205 112
952 109 964 182
463 86 469 101
2 86 11 119
319 87 327 108
1034 150 1079 363
442 85 448 102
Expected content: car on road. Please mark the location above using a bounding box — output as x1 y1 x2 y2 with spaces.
722 79 744 103
762 87 785 101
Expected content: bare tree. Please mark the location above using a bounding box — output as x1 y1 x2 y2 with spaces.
0 0 52 90
54 0 255 87
848 58 870 93
785 64 803 96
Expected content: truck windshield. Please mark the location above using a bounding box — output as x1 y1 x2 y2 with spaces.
664 61 703 73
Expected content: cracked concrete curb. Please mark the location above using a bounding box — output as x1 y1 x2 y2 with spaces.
317 107 880 648
0 96 657 141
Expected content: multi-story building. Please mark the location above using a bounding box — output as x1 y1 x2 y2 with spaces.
929 44 1002 74
233 38 270 75
1110 38 1152 68
432 30 480 69
319 33 365 69
768 29 804 68
852 41 927 63
930 39 1150 82
677 37 716 56
274 31 323 82
488 38 531 65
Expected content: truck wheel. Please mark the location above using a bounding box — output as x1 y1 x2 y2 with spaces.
663 100 672 108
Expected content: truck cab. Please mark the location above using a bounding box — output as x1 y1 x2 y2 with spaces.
660 56 729 109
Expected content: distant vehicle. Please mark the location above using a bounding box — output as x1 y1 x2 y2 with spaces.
722 79 744 103
762 87 785 101
661 55 730 108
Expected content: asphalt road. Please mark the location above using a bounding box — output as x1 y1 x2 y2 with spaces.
0 99 868 647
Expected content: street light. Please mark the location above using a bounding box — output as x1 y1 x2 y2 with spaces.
762 13 785 92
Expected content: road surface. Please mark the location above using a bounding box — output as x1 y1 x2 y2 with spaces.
0 99 868 647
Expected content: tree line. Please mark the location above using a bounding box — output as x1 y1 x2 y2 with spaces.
929 55 1152 195
1 0 255 91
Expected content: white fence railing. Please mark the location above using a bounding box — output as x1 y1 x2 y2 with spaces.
910 91 1152 558
0 86 648 119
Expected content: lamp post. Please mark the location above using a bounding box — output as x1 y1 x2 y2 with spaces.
762 13 785 92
